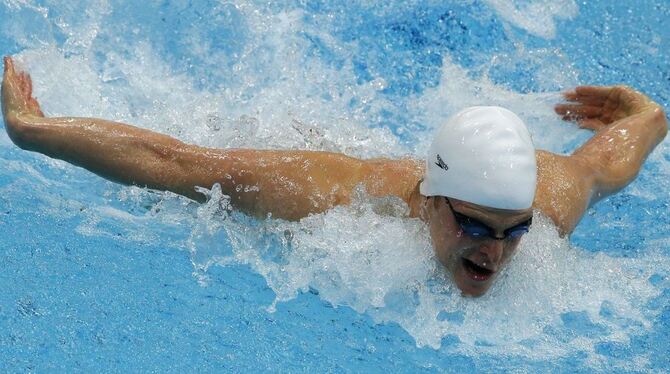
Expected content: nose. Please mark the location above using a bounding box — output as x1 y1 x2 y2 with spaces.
478 239 504 265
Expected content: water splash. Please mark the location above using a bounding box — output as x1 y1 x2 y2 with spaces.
484 0 579 39
410 55 584 155
1 0 667 370
181 184 661 360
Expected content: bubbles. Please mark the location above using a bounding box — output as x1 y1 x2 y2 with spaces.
182 184 662 363
484 0 579 39
409 56 586 155
1 0 668 370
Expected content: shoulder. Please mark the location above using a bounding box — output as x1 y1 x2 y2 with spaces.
364 157 424 174
533 150 597 236
360 157 424 203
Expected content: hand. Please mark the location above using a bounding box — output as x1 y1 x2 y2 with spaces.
555 85 660 131
2 56 44 121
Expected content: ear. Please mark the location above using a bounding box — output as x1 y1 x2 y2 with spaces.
419 196 430 221
431 196 441 209
420 196 438 221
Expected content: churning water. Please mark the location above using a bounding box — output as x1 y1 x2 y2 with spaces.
1 0 669 371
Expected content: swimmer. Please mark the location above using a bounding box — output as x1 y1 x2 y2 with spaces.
2 56 667 296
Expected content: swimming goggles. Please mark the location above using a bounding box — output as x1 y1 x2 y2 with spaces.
444 197 532 240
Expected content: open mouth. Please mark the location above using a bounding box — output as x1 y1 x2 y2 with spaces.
462 258 494 282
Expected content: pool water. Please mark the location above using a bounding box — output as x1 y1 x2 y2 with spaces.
1 0 669 372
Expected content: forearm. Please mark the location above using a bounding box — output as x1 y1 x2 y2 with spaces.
9 114 206 200
574 105 667 198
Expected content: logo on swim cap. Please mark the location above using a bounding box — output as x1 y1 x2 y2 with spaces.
435 154 449 171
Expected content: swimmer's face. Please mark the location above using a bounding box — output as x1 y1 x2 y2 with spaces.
424 197 533 297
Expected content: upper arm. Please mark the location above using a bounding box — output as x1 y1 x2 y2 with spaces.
177 148 423 221
180 148 368 220
533 151 597 236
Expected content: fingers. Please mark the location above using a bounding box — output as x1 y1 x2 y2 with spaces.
3 56 12 74
563 90 578 101
577 118 607 131
562 85 612 106
554 101 607 130
575 85 613 97
19 71 32 96
2 56 44 118
17 71 26 93
3 57 18 81
555 103 602 121
5 58 34 99
32 99 44 117
3 56 17 88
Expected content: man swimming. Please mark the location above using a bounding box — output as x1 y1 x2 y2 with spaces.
2 56 667 296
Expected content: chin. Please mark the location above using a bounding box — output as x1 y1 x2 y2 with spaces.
454 276 492 297
457 282 491 297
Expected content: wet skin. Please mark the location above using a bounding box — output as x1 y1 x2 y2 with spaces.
2 56 668 297
422 196 532 296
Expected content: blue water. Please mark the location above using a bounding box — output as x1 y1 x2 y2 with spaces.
1 0 669 372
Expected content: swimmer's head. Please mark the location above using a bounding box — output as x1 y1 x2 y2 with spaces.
419 106 536 296
420 106 537 209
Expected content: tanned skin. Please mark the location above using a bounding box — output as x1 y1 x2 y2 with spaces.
3 56 667 296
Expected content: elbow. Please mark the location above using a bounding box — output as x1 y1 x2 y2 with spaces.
647 104 668 140
575 154 637 197
656 107 668 139
594 161 640 195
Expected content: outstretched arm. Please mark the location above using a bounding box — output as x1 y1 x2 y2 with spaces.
556 85 667 202
2 57 421 220
538 85 667 235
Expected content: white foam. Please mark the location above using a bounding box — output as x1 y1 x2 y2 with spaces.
2 0 667 368
410 56 584 155
484 0 579 39
184 184 662 364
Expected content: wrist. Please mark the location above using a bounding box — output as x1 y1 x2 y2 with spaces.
4 112 40 150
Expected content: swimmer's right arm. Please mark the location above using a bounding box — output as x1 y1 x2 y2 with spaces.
556 85 668 205
3 57 417 221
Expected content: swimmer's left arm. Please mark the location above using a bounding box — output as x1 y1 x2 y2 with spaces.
558 86 667 199
547 85 668 233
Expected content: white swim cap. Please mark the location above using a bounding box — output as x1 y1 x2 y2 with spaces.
420 106 537 210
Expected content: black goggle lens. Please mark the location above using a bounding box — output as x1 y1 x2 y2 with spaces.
448 199 532 240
